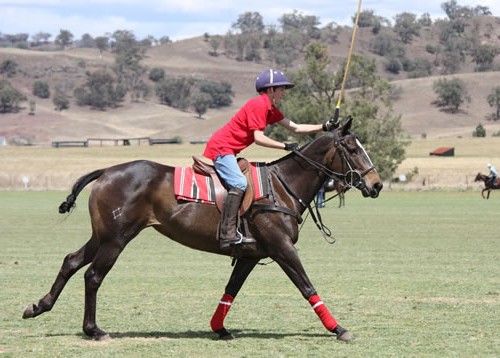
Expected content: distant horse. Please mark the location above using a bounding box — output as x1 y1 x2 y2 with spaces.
324 178 348 207
23 118 382 341
474 172 500 199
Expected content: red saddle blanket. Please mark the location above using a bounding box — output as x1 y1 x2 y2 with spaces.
174 162 269 204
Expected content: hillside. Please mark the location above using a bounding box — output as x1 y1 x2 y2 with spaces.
1 15 500 144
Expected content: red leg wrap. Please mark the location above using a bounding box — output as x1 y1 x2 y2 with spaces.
210 293 234 332
308 294 338 331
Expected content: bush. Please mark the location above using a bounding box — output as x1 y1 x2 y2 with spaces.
53 92 70 111
149 67 165 82
33 80 50 99
198 80 234 108
473 124 486 137
384 58 402 74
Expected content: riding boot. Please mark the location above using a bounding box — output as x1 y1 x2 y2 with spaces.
219 188 253 249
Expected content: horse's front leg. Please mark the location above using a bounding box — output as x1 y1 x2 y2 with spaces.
210 258 259 340
272 242 354 342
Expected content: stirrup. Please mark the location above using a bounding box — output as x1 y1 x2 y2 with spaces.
220 229 256 249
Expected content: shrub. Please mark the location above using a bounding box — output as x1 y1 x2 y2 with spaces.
53 92 70 111
473 124 486 137
149 67 165 82
33 80 50 99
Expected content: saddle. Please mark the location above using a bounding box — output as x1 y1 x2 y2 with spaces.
192 156 255 215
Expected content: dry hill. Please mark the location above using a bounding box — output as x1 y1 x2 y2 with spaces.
1 15 500 144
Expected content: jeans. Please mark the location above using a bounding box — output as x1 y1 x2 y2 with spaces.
214 154 247 191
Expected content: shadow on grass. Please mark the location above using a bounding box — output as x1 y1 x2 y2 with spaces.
40 329 332 340
109 329 333 340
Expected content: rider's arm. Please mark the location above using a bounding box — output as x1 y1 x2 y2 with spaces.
277 118 323 134
254 130 287 149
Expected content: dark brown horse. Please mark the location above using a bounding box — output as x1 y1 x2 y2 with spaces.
23 118 382 341
474 172 500 199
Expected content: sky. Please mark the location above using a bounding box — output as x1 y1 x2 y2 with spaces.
0 0 498 42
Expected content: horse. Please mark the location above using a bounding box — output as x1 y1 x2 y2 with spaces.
22 118 383 342
474 172 500 199
324 178 348 207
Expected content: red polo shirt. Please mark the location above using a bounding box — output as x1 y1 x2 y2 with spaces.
203 93 284 160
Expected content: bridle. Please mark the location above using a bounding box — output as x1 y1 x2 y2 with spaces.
291 129 376 190
250 129 376 242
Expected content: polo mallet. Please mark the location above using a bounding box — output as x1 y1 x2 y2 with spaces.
331 0 363 126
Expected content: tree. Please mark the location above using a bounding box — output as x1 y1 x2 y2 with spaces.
198 80 234 108
0 80 26 113
73 70 126 110
279 10 321 51
31 31 51 46
232 12 264 34
155 76 194 110
209 35 222 56
278 44 407 180
356 9 387 29
432 77 471 112
55 29 74 49
393 12 421 44
471 44 498 72
487 86 500 121
230 12 264 62
111 30 147 101
79 33 95 48
95 36 109 58
0 59 18 78
418 13 432 27
191 93 213 118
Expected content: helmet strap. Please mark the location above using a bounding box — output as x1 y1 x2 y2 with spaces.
268 87 276 106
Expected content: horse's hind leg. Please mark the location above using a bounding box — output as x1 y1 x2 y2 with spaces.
82 240 127 340
23 237 99 319
210 258 259 340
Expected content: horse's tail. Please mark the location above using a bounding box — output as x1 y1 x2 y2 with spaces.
58 169 105 214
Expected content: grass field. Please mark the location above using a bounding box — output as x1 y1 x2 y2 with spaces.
1 190 499 357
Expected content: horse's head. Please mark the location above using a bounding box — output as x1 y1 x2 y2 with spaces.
329 117 383 198
474 172 483 182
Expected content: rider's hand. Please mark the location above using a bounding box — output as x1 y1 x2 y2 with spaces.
322 119 338 132
284 142 299 151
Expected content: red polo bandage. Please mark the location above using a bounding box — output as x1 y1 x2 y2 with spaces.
308 294 338 331
210 293 234 332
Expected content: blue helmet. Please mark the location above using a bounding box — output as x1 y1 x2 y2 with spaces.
255 69 294 92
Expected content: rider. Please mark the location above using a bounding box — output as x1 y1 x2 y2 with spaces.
203 68 337 248
487 163 497 186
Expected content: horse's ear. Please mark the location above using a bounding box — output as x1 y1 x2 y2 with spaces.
342 116 353 135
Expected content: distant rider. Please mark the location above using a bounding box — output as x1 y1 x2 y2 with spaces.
487 163 497 186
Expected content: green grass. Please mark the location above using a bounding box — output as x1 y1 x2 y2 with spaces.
1 191 499 357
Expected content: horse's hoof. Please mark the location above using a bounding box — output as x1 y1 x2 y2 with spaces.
219 333 235 340
215 328 234 340
84 326 110 341
22 304 35 319
337 331 355 342
94 333 111 341
333 325 355 342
